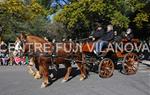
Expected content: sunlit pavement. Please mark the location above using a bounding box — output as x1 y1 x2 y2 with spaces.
0 62 149 95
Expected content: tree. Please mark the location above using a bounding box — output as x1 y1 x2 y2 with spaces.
46 22 68 40
54 0 149 38
0 0 48 41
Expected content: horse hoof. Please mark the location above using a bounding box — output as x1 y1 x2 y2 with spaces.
28 71 35 76
41 84 46 88
80 77 85 81
80 76 86 81
61 79 67 83
40 82 49 88
32 73 36 76
34 72 41 79
34 75 41 79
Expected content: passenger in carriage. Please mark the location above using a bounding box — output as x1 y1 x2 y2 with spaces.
93 24 114 55
124 28 134 41
62 38 66 42
89 24 104 41
114 31 120 42
52 39 56 43
44 37 48 41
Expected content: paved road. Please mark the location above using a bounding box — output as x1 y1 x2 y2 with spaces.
0 63 149 95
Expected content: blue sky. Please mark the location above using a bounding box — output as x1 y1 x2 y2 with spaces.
51 0 70 7
47 0 70 22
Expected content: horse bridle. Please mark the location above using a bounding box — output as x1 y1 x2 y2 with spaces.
14 38 28 57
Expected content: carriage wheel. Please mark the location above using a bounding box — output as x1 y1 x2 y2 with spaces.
99 58 114 78
123 53 139 75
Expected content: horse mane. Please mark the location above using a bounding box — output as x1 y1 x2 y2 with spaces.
24 35 53 53
27 35 50 43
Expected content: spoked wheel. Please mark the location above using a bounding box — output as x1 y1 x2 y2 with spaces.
99 58 114 78
123 53 139 75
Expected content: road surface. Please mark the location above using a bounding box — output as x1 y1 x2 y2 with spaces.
0 63 149 95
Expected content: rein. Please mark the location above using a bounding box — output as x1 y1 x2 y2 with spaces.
73 38 92 43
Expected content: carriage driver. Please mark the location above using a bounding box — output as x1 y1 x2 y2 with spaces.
90 25 114 55
89 24 105 54
89 24 105 41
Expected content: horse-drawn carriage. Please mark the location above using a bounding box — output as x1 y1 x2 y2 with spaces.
81 37 140 78
13 33 140 88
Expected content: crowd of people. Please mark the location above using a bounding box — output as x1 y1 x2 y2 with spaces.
0 41 28 66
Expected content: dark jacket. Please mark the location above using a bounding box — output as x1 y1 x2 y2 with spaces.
126 33 133 40
0 43 7 57
0 43 7 50
121 32 134 41
101 30 114 41
92 29 105 40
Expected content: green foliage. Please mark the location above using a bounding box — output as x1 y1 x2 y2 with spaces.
111 11 130 28
133 12 149 28
17 15 47 35
0 0 48 41
36 0 53 9
0 0 150 41
46 22 67 40
55 0 106 32
55 0 149 37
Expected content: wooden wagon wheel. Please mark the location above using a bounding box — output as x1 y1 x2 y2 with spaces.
123 53 139 75
99 58 114 78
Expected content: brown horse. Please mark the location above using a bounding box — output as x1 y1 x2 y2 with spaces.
13 33 86 88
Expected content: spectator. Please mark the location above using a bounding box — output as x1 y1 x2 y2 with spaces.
0 41 9 66
1 53 9 66
8 51 15 66
14 56 26 65
8 56 14 66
